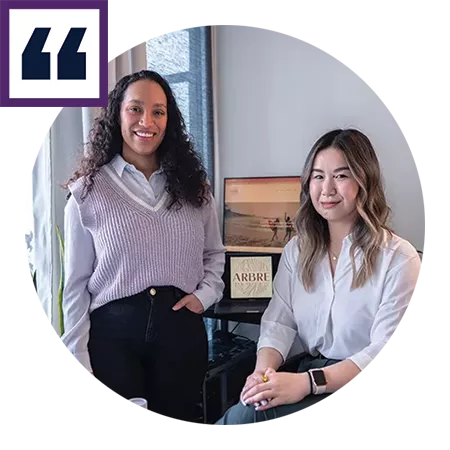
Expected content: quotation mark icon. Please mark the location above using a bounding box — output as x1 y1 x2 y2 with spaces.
22 27 87 80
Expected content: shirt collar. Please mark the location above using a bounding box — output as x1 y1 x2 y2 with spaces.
342 229 390 246
110 154 128 177
110 154 164 178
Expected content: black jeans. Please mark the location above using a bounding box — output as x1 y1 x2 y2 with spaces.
88 286 208 422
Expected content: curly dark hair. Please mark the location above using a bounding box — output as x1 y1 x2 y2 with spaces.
66 70 210 209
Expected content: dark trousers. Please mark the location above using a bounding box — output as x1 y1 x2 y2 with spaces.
88 286 208 422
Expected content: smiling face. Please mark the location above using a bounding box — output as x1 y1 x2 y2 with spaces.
120 79 168 161
309 147 360 226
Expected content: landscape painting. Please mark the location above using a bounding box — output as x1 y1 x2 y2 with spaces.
224 177 301 253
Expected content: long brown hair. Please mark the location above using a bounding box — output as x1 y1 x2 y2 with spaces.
295 129 393 291
65 70 210 209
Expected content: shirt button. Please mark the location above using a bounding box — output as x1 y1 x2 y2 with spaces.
149 288 157 296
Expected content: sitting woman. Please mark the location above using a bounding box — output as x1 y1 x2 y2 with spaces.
216 128 421 424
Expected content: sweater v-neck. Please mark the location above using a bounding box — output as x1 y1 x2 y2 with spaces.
102 165 169 214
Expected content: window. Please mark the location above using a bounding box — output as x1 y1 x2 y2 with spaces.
146 26 215 190
23 168 34 279
23 145 39 280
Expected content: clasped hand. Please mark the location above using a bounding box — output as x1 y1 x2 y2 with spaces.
240 368 310 411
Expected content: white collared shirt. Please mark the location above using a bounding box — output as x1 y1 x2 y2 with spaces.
108 154 167 203
257 233 421 370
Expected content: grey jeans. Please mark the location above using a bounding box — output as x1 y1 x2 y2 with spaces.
215 354 340 424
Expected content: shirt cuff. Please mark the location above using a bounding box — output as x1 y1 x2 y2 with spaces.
257 337 292 363
257 320 297 363
193 285 222 311
74 350 93 373
347 350 373 371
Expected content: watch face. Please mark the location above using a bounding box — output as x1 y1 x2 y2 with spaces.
312 370 327 386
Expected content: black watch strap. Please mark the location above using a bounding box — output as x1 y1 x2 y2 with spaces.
307 370 314 395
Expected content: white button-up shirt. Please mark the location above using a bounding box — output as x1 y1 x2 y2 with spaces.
257 233 421 370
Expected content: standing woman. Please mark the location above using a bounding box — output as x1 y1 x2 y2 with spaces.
217 128 421 424
61 70 225 422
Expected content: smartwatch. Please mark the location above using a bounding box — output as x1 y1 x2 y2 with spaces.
308 369 327 395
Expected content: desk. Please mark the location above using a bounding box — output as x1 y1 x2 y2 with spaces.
203 305 264 325
201 306 266 423
202 333 256 423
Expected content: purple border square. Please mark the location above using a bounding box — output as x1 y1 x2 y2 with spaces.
0 0 108 107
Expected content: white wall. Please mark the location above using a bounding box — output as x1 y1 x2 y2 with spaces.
214 25 425 344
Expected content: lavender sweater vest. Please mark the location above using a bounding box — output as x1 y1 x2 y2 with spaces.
69 166 207 311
